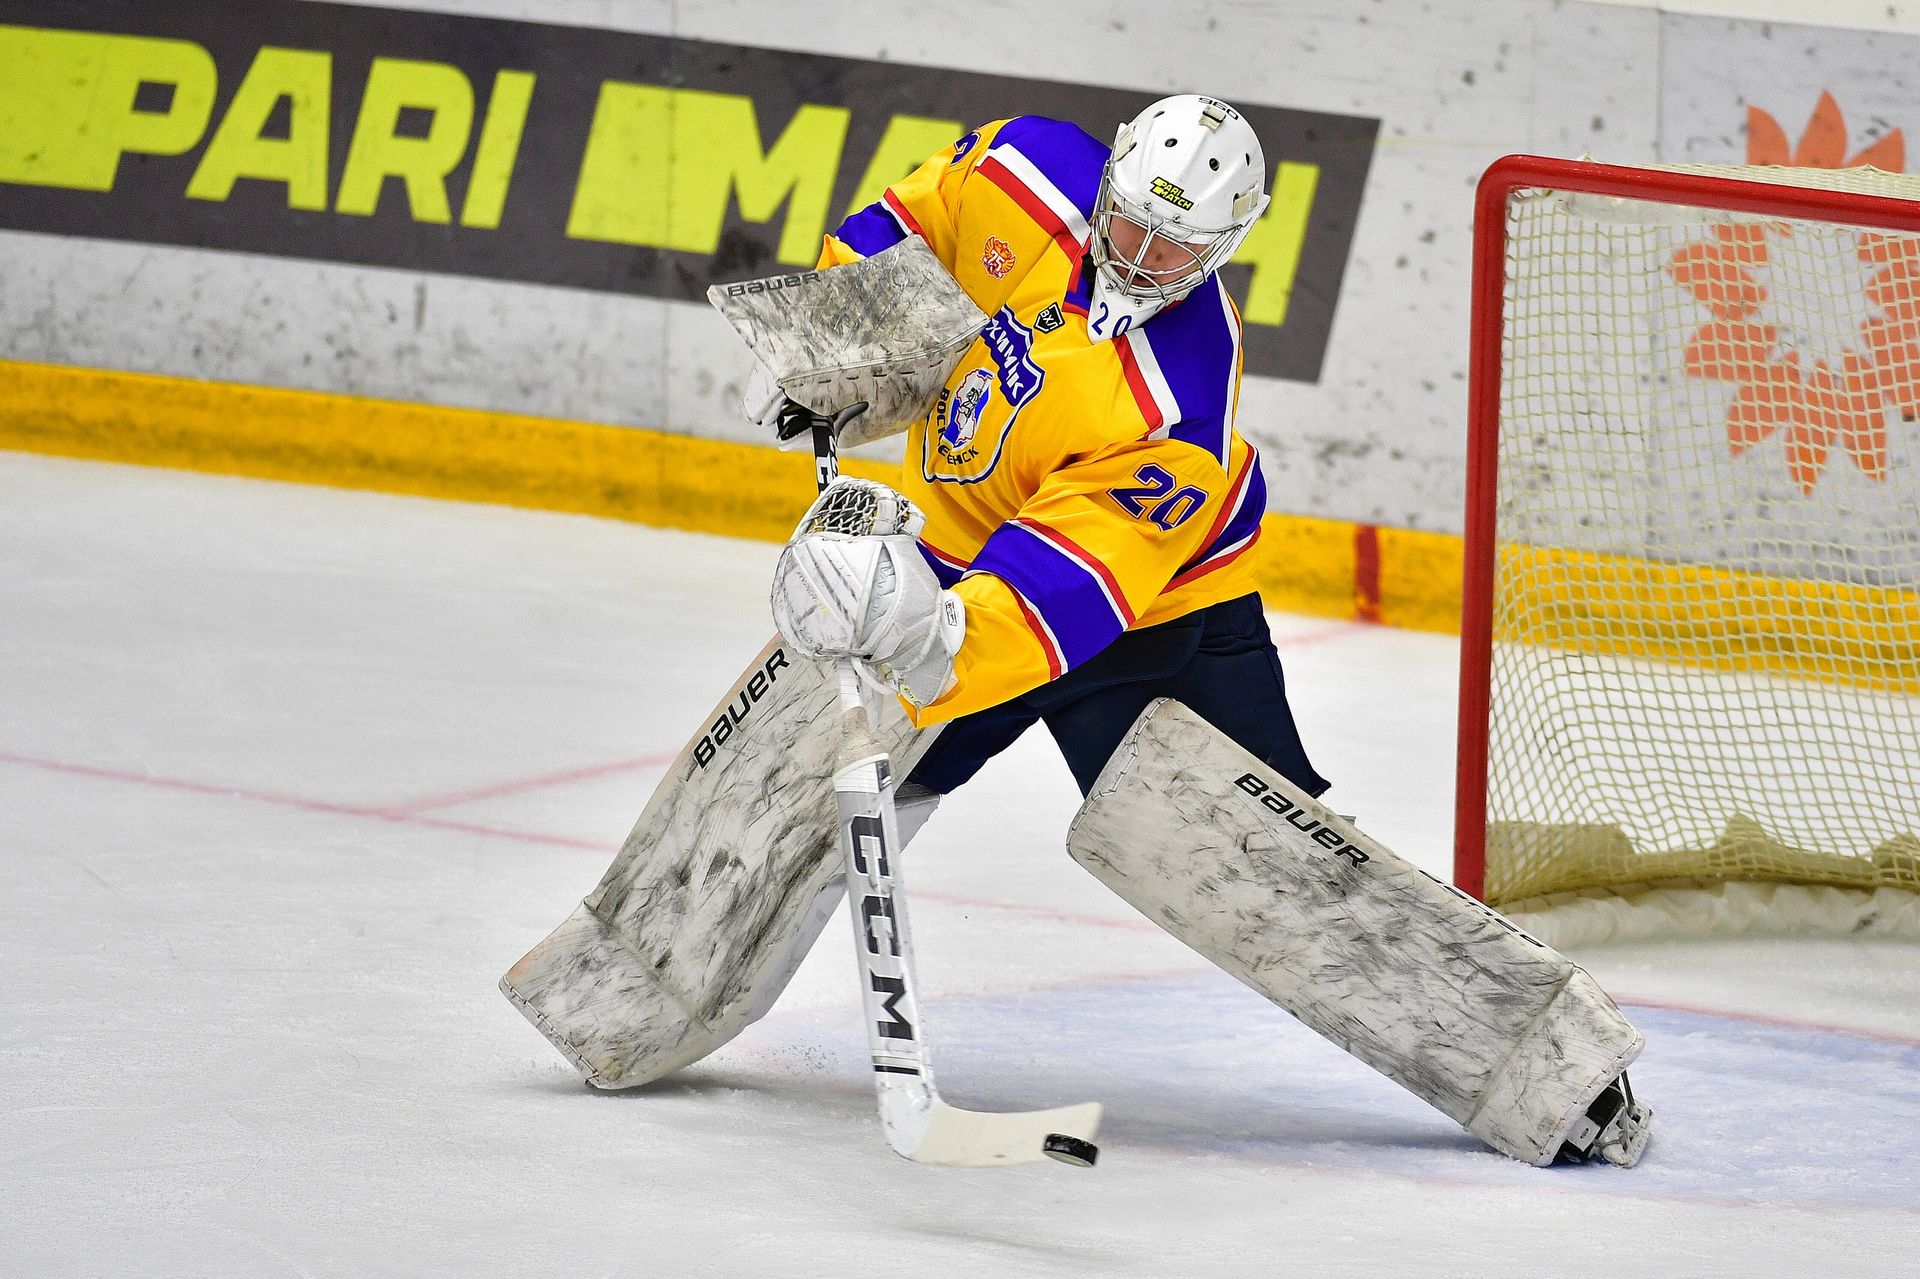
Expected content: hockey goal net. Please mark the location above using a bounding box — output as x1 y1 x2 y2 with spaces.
1457 155 1920 943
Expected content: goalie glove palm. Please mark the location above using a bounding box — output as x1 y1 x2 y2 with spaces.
772 478 964 708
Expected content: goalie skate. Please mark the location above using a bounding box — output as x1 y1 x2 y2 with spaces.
1556 1074 1653 1168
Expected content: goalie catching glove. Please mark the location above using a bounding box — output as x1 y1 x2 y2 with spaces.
771 477 966 709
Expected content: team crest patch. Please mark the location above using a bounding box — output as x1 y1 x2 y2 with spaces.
936 368 995 461
1034 303 1064 334
982 236 1017 279
923 307 1043 485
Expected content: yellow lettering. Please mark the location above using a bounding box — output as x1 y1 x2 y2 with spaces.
1234 161 1319 328
185 47 331 210
567 84 670 247
0 26 215 191
843 114 960 218
568 84 849 267
458 70 536 230
335 57 474 222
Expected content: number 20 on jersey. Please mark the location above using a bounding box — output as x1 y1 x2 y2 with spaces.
1109 464 1206 531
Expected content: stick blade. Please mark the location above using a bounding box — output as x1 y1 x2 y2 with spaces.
895 1100 1102 1167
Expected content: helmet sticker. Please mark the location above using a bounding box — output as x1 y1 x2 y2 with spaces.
1148 176 1194 210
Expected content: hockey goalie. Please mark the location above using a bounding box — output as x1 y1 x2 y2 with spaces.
502 93 1652 1169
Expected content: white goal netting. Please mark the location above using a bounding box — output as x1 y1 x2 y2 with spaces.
1476 160 1920 940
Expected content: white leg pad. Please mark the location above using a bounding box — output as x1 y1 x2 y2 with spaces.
1066 700 1645 1165
1465 967 1643 1163
501 637 931 1088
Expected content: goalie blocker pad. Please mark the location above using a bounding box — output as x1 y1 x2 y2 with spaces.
501 637 928 1088
707 237 988 449
1067 700 1646 1166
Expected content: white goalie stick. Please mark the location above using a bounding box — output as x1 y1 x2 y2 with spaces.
805 413 1103 1168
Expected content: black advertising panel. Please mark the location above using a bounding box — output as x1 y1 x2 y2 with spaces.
0 0 1378 382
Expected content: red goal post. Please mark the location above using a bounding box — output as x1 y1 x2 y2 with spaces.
1455 154 1920 942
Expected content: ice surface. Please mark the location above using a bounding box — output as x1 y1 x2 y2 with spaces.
3 453 1917 1277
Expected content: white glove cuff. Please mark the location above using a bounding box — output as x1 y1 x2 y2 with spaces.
742 358 785 430
875 590 965 710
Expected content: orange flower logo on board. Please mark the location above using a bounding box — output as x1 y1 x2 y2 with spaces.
1672 92 1915 493
982 236 1017 279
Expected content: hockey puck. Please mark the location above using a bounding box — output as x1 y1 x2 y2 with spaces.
1042 1133 1099 1168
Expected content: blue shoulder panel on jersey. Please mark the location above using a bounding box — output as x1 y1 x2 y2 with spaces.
834 201 910 257
1138 277 1241 468
989 116 1110 219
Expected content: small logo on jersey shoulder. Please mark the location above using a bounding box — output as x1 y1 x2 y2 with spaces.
935 368 995 462
982 236 1017 279
1034 303 1065 334
1148 176 1195 211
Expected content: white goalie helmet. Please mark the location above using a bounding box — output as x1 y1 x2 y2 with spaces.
1087 94 1270 342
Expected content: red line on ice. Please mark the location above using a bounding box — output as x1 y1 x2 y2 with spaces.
1268 619 1370 648
16 741 1918 1050
0 749 612 852
1615 993 1920 1048
384 751 676 815
911 888 1160 934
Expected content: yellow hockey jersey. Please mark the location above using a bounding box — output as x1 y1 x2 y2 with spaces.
822 116 1267 725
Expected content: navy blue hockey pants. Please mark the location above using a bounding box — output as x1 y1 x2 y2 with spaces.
905 592 1330 799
